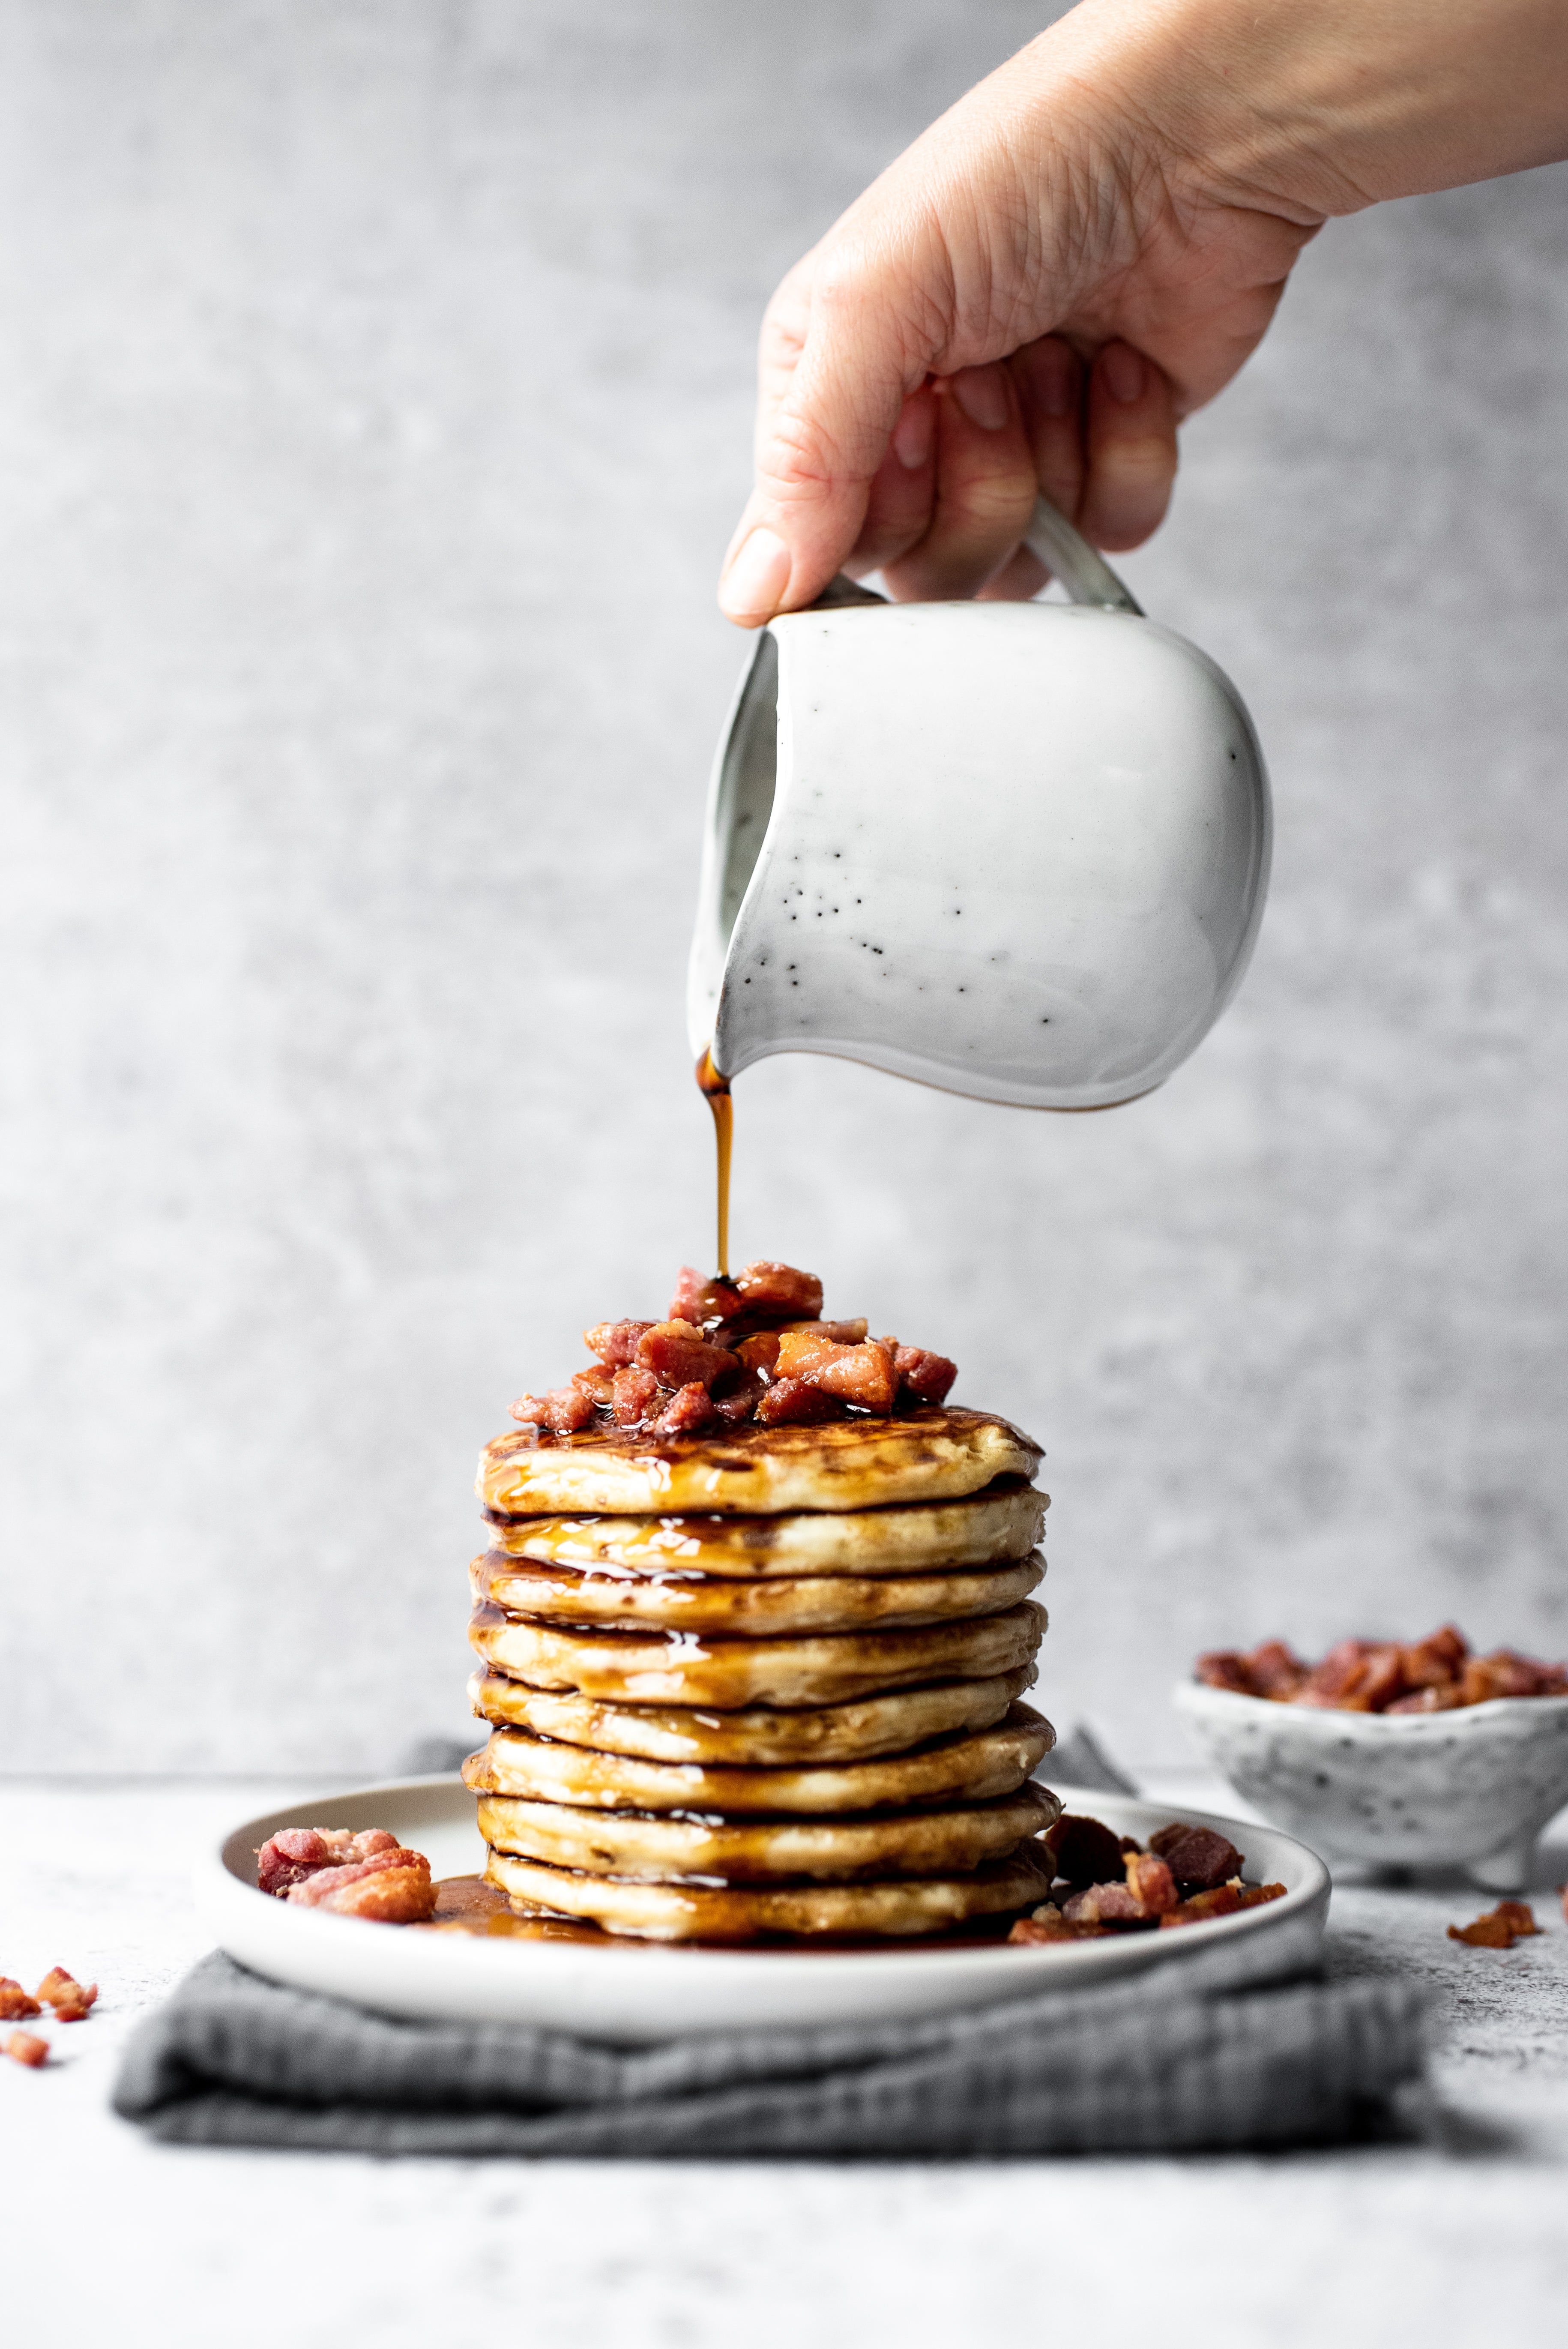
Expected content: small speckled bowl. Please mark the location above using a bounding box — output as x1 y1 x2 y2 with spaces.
1173 1680 1568 1889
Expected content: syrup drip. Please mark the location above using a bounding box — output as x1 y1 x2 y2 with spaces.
696 1048 733 1278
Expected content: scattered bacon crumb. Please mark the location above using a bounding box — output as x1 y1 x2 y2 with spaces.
1198 1626 1568 1713
0 1979 42 2022
1448 1901 1542 1950
5 2031 48 2068
35 1969 97 2020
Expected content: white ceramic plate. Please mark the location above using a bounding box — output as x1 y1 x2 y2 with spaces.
196 1777 1331 2045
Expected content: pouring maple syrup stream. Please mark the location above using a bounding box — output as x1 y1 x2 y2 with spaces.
696 1048 733 1279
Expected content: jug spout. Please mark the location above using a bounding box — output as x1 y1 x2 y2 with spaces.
688 504 1270 1111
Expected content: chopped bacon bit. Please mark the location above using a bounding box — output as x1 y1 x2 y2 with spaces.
736 1330 781 1378
1122 1851 1177 1916
1448 1900 1541 1949
634 1321 736 1391
510 1384 596 1435
649 1380 718 1436
1196 1651 1257 1695
775 1330 897 1412
1008 1905 1109 1944
735 1261 823 1318
1062 1880 1146 1925
1196 1627 1568 1712
1045 1814 1130 1889
35 1970 97 2019
894 1344 958 1405
5 2031 48 2068
754 1376 844 1426
1148 1824 1244 1893
258 1826 403 1897
1296 1639 1406 1712
287 1848 435 1922
1385 1684 1466 1714
667 1269 745 1326
582 1319 656 1369
1245 1640 1310 1699
610 1364 660 1425
0 1979 42 2022
1160 1883 1244 1929
570 1366 616 1408
803 1319 869 1345
1400 1624 1469 1687
712 1372 767 1425
1236 1882 1288 1910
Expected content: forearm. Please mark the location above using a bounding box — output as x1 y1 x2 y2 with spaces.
1047 0 1568 217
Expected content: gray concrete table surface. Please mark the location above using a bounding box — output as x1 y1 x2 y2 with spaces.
2 1771 1566 2349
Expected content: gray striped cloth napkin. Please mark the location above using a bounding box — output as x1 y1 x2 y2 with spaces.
113 1918 1426 2158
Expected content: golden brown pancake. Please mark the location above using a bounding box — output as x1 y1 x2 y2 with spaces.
483 1846 1054 1941
467 1665 1038 1762
479 1405 1040 1518
470 1549 1044 1634
476 1783 1057 1882
482 1482 1047 1577
469 1597 1046 1707
463 1702 1053 1813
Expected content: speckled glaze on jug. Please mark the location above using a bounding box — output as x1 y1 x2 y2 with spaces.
688 505 1270 1111
1174 1680 1568 1889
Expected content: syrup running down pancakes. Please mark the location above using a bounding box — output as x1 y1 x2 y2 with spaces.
464 1261 1057 1941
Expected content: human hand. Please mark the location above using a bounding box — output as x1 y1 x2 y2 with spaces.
719 0 1568 624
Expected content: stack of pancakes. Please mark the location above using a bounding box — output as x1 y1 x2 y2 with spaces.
462 1405 1061 1940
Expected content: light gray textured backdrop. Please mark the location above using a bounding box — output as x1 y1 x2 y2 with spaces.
2 0 1566 1772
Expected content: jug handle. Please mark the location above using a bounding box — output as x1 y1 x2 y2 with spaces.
1023 496 1143 614
810 496 1142 616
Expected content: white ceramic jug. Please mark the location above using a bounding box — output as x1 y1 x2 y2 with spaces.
687 499 1270 1109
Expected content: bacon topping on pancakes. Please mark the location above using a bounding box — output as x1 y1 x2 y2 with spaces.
509 1262 959 1439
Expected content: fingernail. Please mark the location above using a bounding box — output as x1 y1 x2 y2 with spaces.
1101 343 1145 405
949 366 1009 431
719 527 791 622
1030 340 1076 419
892 396 934 470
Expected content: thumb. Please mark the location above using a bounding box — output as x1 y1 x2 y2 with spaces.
718 239 949 626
